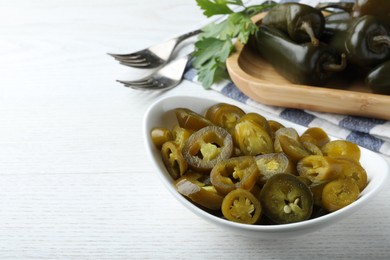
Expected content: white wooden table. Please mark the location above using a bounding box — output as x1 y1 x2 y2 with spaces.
1 0 389 259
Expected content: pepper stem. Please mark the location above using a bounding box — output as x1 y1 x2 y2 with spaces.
373 35 390 46
300 21 319 46
323 53 347 72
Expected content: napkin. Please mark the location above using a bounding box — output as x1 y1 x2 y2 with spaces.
183 0 390 157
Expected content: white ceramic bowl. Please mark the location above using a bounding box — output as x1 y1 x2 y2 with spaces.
143 95 390 239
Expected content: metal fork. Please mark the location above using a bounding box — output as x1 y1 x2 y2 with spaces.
108 29 200 69
109 0 272 69
116 52 193 90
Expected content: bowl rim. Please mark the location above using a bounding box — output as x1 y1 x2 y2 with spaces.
143 95 390 233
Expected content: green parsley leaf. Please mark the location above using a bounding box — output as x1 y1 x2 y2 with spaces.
195 0 244 17
193 1 276 88
192 37 233 88
227 12 258 43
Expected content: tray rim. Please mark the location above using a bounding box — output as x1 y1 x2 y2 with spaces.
226 13 390 120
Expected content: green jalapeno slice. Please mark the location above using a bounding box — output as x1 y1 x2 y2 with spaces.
182 126 233 173
255 152 296 186
239 113 273 138
322 177 360 212
205 103 246 131
297 155 342 184
260 173 313 224
274 127 300 153
268 120 285 137
171 125 193 149
175 108 213 131
302 141 323 156
278 135 311 162
210 156 260 195
222 188 262 224
161 141 188 180
334 157 368 191
300 127 330 148
321 140 361 162
151 127 173 149
310 182 328 207
175 172 224 211
234 118 274 156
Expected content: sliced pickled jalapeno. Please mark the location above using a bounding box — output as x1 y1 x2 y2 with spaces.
221 188 262 224
278 135 311 162
301 141 323 156
151 127 173 149
335 157 368 191
255 152 296 186
322 177 360 212
210 156 260 195
175 172 224 211
249 184 262 199
175 108 214 131
300 127 330 148
161 141 188 180
182 126 233 173
234 119 274 156
274 127 300 152
297 155 342 184
260 173 313 224
310 182 328 207
239 113 273 138
171 125 193 149
153 102 368 226
267 120 285 136
205 103 246 131
321 140 361 162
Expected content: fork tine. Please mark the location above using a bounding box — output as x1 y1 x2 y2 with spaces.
116 78 154 86
108 53 152 65
117 81 157 90
119 60 151 67
115 56 145 62
112 55 146 62
110 54 150 65
123 84 155 90
107 53 141 59
119 79 174 90
125 83 168 90
116 52 192 90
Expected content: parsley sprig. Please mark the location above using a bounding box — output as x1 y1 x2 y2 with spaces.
193 0 276 88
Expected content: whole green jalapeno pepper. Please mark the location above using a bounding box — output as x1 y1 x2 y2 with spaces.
344 15 390 68
262 3 325 46
324 14 390 69
322 11 353 44
353 0 390 18
365 60 390 95
325 12 352 31
254 24 346 86
316 2 354 13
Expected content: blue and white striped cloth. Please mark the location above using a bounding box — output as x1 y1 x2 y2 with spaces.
184 0 390 157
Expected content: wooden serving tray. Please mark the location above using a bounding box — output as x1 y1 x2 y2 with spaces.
226 13 390 120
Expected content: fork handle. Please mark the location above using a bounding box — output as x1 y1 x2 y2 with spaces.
176 29 202 42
